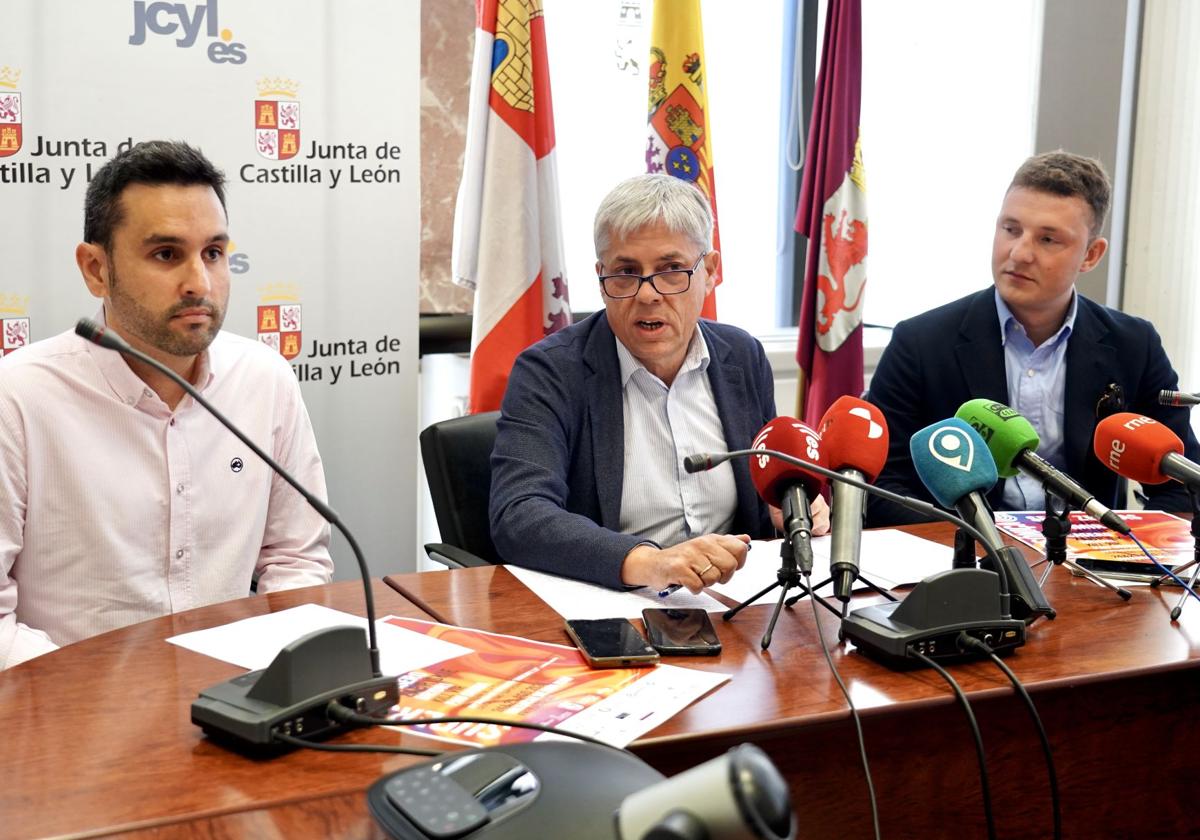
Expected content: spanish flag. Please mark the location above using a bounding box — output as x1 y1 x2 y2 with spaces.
645 0 720 320
452 0 570 413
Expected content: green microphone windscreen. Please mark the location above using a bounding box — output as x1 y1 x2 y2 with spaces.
953 399 1040 478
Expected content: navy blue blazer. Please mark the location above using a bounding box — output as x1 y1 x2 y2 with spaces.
866 289 1200 526
489 312 777 588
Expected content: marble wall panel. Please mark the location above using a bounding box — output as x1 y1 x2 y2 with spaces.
420 2 475 314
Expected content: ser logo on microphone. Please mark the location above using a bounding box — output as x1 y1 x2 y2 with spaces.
929 426 974 472
751 420 819 469
751 423 775 471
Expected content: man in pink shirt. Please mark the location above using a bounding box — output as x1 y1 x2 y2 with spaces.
0 141 333 668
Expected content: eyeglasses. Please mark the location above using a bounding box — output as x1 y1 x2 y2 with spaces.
598 252 707 299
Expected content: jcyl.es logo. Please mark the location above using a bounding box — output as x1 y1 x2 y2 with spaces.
129 0 247 64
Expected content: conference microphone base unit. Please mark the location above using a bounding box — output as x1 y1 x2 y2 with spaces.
191 626 400 754
841 568 1026 669
842 605 1025 668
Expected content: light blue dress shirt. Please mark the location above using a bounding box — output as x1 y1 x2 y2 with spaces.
615 328 738 547
995 288 1077 511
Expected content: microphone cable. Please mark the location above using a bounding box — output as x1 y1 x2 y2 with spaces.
957 633 1060 840
272 731 443 756
1128 533 1200 606
692 445 1025 840
908 648 996 840
804 570 881 840
272 702 636 756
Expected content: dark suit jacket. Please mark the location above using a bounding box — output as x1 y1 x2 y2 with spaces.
866 289 1200 526
489 312 776 588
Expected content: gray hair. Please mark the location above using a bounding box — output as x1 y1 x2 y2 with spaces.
593 174 713 258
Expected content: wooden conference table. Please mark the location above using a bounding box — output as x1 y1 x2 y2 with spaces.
3 524 1199 838
385 525 1200 840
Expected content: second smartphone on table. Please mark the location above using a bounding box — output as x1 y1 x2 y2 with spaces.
641 608 722 656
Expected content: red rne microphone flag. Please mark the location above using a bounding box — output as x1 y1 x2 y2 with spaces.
452 0 570 413
794 0 867 428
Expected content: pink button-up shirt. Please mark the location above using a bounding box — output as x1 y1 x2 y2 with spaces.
0 327 333 668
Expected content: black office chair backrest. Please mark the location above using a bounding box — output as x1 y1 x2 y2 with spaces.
419 411 501 563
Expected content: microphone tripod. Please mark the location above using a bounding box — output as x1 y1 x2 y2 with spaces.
1150 488 1200 620
783 563 898 616
722 536 842 651
1032 494 1132 601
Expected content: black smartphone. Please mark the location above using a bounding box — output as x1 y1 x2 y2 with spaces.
564 618 660 668
641 608 722 656
1073 556 1180 582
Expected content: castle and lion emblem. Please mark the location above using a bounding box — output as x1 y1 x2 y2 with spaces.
257 284 303 360
255 77 301 161
0 66 23 158
0 294 31 357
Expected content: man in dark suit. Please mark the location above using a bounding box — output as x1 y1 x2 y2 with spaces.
867 151 1199 526
490 174 828 591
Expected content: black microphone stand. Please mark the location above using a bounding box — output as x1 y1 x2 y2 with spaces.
1032 493 1132 601
1150 487 1200 620
722 517 841 651
953 527 978 569
784 568 897 615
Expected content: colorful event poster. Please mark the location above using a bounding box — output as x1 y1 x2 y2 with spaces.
995 510 1194 564
380 617 728 748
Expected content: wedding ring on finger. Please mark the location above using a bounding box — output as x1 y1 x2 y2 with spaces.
698 562 715 578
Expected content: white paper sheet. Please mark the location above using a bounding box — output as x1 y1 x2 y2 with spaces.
505 565 727 620
538 664 730 747
708 529 952 603
166 603 473 673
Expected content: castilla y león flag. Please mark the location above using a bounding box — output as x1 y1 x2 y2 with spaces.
645 0 719 320
452 0 570 413
794 0 867 427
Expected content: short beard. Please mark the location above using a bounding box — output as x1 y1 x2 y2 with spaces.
107 262 226 357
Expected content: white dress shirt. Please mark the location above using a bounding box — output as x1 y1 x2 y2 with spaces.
615 328 737 547
0 326 333 668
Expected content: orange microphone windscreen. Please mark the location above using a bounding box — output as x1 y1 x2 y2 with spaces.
1093 412 1184 485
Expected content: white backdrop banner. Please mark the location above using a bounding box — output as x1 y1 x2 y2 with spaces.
0 0 421 578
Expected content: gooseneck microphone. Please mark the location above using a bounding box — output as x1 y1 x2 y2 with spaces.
747 418 826 575
818 396 890 602
955 399 1130 535
1160 390 1200 407
911 418 1054 623
1094 413 1200 488
75 317 396 751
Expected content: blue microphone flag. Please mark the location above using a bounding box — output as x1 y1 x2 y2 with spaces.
910 418 998 509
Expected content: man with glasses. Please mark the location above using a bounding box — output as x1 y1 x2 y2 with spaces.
866 151 1199 525
490 174 829 593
